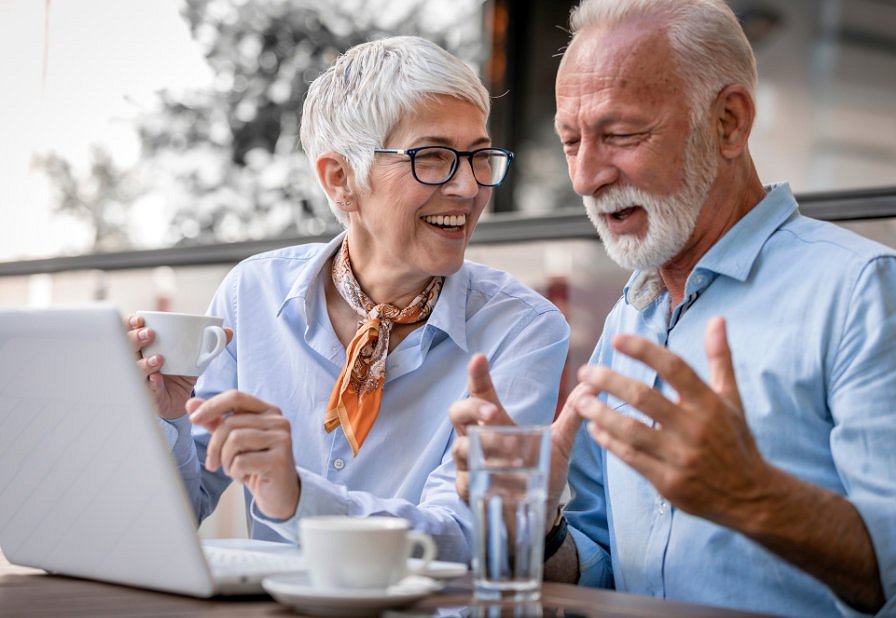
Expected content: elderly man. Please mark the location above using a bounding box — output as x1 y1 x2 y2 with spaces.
451 0 895 616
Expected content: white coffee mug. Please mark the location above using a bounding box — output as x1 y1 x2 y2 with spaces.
136 311 227 377
299 516 437 590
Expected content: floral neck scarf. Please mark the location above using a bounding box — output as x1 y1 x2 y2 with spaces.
324 237 443 455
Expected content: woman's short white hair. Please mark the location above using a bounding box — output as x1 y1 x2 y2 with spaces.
300 36 490 227
569 0 757 123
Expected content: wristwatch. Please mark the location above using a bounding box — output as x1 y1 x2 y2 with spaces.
543 508 568 562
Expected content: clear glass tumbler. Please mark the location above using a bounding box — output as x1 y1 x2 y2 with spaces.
468 425 551 602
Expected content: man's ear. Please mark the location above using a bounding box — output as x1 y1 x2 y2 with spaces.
316 152 357 214
713 84 755 160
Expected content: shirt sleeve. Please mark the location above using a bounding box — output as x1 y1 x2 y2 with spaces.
251 305 570 563
564 331 616 588
566 422 615 588
162 271 240 524
828 256 896 612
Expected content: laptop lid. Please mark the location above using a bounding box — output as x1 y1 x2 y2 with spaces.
0 305 217 597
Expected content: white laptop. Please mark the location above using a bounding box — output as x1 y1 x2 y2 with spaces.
0 305 306 597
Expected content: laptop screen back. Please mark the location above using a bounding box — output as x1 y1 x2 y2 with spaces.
0 305 216 597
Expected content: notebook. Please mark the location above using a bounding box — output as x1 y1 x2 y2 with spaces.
0 305 306 597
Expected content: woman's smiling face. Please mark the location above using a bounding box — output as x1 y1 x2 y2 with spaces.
346 95 494 286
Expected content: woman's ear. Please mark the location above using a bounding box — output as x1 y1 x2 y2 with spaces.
713 84 755 160
316 152 357 214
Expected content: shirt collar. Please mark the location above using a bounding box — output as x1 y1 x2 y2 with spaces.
275 229 469 352
277 231 346 318
624 182 799 310
422 264 469 353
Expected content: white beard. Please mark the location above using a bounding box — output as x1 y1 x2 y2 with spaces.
583 117 718 271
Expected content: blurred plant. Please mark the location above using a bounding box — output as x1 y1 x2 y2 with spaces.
35 145 142 252
137 0 487 246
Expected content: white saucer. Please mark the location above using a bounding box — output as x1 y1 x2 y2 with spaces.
409 558 468 580
263 573 443 617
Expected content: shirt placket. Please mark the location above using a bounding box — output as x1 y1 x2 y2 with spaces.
643 269 714 598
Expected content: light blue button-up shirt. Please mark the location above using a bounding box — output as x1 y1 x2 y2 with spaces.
163 232 569 562
566 184 896 617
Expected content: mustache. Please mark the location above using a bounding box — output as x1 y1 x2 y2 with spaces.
583 185 659 215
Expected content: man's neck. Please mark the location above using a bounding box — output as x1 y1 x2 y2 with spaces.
659 164 766 308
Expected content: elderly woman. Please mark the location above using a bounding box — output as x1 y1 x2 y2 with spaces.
129 36 568 562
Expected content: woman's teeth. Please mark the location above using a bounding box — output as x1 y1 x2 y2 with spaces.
422 214 466 228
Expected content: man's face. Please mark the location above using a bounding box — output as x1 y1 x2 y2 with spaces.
554 22 718 271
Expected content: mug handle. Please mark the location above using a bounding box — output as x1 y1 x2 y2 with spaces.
407 531 437 575
197 325 227 367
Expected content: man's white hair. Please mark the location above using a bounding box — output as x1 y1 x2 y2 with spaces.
569 0 757 122
300 36 490 227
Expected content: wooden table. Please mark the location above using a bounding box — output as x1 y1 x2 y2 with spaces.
0 551 774 617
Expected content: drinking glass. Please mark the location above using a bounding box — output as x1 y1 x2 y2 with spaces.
468 425 551 602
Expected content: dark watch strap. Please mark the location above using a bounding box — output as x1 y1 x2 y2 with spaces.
543 515 569 562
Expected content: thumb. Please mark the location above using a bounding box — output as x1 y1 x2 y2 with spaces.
704 316 743 409
467 353 514 425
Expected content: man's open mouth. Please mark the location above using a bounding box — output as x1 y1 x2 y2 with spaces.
610 206 639 221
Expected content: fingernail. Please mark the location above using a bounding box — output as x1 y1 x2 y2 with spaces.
129 316 139 327
147 355 160 368
138 328 150 341
189 408 203 422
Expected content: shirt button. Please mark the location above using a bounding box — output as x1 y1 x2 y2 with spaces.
333 458 345 471
657 499 667 515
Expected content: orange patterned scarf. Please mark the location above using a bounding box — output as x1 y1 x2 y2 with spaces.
325 237 443 455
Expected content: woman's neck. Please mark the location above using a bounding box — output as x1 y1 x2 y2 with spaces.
344 235 433 307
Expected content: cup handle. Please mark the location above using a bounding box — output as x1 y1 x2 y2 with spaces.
196 325 227 367
407 531 437 575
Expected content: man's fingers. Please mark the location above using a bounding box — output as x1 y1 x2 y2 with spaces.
577 363 679 429
551 383 592 454
576 395 663 456
704 316 743 409
611 334 709 405
585 413 665 485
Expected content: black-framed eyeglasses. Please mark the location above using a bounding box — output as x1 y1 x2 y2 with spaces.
373 146 514 187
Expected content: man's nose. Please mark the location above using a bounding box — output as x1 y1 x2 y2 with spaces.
571 142 618 196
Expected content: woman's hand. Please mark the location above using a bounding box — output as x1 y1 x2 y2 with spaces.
187 390 301 521
126 314 199 420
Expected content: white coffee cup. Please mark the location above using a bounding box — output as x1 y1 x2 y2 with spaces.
136 311 227 377
299 516 437 590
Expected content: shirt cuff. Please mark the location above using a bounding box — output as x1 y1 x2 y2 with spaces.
249 498 301 544
248 467 350 545
569 525 614 589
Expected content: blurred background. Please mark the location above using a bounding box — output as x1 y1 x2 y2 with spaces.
1 0 894 538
